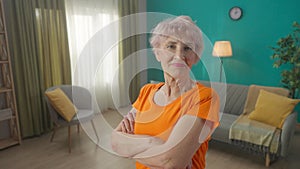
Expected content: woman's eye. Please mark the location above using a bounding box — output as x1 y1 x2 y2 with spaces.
167 44 176 49
184 46 192 51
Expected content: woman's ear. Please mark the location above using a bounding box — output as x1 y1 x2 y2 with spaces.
154 49 161 62
188 54 200 68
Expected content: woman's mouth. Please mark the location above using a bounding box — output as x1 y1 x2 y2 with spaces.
171 63 186 67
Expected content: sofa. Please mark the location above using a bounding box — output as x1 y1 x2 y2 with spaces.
199 80 298 166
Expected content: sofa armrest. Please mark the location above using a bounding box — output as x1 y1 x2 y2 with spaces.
280 112 297 157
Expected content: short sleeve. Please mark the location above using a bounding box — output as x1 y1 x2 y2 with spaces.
132 84 157 111
186 87 220 129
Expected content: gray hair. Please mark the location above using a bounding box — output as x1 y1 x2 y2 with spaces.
150 16 204 57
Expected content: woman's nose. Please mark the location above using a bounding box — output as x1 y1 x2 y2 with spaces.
174 48 185 60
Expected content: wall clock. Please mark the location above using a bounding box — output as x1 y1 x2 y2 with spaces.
229 6 243 20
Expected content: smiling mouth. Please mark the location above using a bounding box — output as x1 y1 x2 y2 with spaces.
171 63 186 67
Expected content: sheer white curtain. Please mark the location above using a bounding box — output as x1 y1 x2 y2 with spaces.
65 0 119 111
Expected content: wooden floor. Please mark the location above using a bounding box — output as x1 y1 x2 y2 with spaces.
0 109 299 169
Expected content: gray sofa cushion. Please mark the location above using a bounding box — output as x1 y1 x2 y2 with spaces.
199 81 248 115
211 113 238 143
223 84 248 115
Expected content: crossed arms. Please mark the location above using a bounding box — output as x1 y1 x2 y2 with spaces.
111 108 215 169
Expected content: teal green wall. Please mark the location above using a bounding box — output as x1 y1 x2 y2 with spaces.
147 0 300 122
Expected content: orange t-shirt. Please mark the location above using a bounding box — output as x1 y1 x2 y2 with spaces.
133 82 220 169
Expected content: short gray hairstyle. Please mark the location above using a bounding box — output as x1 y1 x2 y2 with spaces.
150 16 204 58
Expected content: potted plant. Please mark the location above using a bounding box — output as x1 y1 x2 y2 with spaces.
270 21 300 98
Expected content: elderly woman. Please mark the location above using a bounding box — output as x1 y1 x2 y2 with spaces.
111 16 220 169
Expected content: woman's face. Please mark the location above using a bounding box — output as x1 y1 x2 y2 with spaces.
155 37 199 79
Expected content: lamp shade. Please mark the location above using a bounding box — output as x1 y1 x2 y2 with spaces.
212 41 232 57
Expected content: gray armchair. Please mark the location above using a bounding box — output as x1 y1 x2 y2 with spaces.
45 85 99 153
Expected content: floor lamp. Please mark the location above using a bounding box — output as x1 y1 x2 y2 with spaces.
212 41 232 82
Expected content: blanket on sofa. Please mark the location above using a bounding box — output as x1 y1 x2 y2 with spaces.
228 84 289 159
229 114 281 157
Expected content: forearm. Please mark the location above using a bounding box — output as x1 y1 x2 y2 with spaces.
111 108 156 157
111 130 163 157
134 137 197 169
131 119 213 169
133 116 211 168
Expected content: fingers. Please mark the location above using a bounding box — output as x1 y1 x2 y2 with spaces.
127 113 135 130
120 120 127 133
119 108 137 134
126 111 135 121
121 117 134 134
126 109 136 121
122 117 130 133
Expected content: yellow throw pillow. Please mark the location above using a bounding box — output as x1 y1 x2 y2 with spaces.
45 88 77 122
248 89 299 128
243 85 289 115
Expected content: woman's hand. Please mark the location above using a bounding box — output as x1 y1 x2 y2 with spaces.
115 109 136 134
111 107 165 158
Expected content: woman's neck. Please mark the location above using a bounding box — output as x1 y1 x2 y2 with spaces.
161 73 195 99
